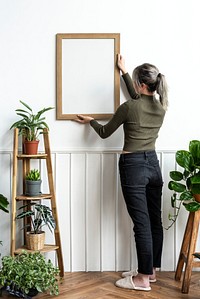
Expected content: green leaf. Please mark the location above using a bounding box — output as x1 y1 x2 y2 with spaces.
183 201 200 212
168 181 186 192
180 190 193 201
19 100 33 112
170 171 183 181
189 140 200 165
16 210 34 219
183 169 190 180
0 194 9 213
190 174 200 184
176 150 194 172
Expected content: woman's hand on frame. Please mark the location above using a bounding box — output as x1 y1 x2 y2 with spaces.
74 114 94 124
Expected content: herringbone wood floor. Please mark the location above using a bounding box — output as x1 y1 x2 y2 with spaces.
1 272 200 298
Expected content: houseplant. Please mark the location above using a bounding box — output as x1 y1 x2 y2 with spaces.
0 250 60 298
16 203 56 250
0 194 9 245
167 140 200 228
0 194 9 214
10 100 54 154
25 169 42 196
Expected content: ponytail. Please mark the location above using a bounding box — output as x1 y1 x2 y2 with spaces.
132 63 169 111
156 73 168 111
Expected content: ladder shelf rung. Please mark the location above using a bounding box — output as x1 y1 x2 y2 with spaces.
17 153 47 159
16 194 52 201
14 244 59 254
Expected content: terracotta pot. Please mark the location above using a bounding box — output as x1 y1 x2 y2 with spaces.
26 231 45 250
23 140 39 155
193 194 200 203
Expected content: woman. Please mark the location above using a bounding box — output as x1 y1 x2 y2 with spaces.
75 54 168 291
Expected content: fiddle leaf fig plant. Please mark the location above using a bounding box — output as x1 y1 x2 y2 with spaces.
167 140 200 229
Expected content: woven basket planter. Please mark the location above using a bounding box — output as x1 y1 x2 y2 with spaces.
26 231 45 250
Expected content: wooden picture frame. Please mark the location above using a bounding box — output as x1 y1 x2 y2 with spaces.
56 33 120 120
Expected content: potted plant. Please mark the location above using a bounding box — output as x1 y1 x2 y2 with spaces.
10 100 54 154
25 169 42 196
0 250 60 298
16 203 56 251
0 194 9 245
167 140 200 228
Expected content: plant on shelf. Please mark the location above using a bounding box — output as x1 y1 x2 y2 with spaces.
16 203 56 250
0 194 9 245
0 250 60 298
10 100 54 141
10 100 54 154
167 140 200 229
25 169 42 196
26 169 41 181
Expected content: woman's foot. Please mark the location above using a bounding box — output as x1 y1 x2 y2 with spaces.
122 268 157 283
149 268 156 282
133 273 150 289
115 275 151 291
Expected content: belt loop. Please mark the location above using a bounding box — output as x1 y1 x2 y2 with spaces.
144 152 147 159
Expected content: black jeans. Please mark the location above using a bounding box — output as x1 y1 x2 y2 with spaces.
119 151 163 275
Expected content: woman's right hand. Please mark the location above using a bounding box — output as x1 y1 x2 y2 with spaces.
117 54 127 74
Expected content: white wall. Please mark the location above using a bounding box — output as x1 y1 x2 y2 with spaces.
0 0 199 152
0 0 199 271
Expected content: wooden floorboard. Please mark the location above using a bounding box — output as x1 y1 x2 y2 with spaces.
1 271 200 298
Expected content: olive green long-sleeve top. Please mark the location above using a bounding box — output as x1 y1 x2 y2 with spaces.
90 73 166 152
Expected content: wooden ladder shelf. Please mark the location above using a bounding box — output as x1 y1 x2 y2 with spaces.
175 209 200 293
11 128 64 277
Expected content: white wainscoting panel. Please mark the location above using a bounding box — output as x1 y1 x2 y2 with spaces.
0 150 194 272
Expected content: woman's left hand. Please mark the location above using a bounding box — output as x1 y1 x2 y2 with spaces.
74 114 94 124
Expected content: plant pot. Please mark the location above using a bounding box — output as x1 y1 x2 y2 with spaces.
1 285 39 298
193 194 200 203
26 231 45 250
27 287 39 297
23 140 39 155
25 180 42 196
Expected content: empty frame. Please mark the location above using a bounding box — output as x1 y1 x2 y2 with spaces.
56 33 120 120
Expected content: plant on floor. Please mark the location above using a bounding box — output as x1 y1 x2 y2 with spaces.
0 194 9 245
10 100 54 141
167 140 200 229
0 250 60 298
